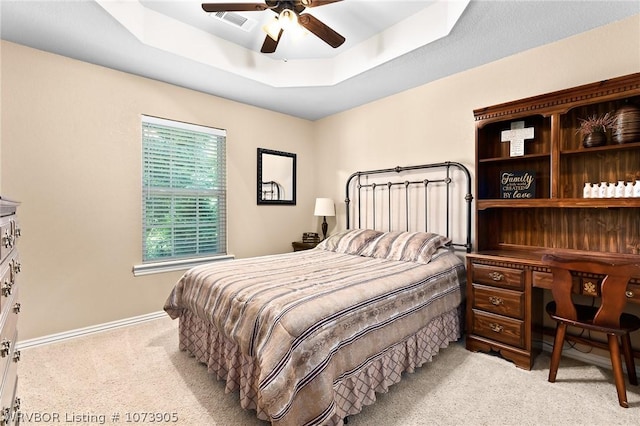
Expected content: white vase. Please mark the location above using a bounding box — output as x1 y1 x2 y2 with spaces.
615 181 625 198
625 182 634 197
583 183 591 198
598 182 607 198
634 180 640 198
606 182 615 198
591 183 600 198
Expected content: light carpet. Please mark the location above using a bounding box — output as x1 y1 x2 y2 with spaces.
17 316 640 425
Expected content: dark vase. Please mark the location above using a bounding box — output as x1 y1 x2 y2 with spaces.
582 131 606 148
612 104 640 144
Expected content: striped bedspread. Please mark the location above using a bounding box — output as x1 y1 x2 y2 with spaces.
164 230 466 425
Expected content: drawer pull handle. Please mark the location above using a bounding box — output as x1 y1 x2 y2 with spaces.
489 272 504 281
13 262 21 274
13 398 20 412
2 282 12 297
0 407 10 424
2 281 11 297
12 350 20 363
13 303 20 314
488 296 504 306
626 290 634 298
489 323 504 333
2 231 13 249
0 339 11 357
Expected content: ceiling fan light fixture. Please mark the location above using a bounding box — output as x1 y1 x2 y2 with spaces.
278 9 298 30
287 25 308 42
262 16 281 41
205 1 345 53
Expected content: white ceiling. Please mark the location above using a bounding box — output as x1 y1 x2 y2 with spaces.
1 1 639 121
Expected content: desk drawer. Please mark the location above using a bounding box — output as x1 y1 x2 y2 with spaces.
532 271 553 289
625 283 640 304
472 309 525 348
472 284 524 319
471 264 523 290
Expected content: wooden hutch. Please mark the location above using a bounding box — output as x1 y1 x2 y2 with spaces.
465 73 640 369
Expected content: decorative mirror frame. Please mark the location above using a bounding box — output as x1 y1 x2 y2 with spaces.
257 148 297 205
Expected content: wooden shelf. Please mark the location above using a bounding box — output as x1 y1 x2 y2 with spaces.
478 152 550 163
477 198 640 210
474 72 640 255
560 140 640 156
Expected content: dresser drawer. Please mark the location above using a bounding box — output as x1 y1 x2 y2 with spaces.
0 253 18 316
471 263 524 290
0 333 19 426
0 377 18 426
0 264 9 318
471 309 525 348
0 220 15 266
472 284 524 319
0 289 19 384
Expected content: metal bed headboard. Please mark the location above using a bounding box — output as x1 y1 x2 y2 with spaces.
345 161 473 253
261 180 283 200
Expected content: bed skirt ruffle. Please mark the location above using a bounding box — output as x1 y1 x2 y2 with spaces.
177 307 461 425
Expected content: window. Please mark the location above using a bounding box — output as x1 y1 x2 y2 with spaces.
140 115 227 266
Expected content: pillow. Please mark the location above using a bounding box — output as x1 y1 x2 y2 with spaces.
316 229 383 255
359 231 451 264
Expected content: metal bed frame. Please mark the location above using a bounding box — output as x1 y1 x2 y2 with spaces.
261 180 282 200
345 161 473 253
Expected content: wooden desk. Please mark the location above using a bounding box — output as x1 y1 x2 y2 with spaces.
465 251 640 370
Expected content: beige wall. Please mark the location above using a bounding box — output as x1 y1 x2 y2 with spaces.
0 41 316 340
1 15 639 341
314 15 640 235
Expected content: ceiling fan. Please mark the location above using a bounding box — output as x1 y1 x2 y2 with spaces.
202 1 346 54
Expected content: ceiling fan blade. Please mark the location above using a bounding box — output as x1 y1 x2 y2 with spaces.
302 0 343 7
298 13 345 48
261 29 283 53
202 3 269 13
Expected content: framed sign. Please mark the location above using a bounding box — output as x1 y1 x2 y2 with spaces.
501 171 536 199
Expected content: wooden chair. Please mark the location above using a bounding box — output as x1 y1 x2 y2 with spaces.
542 254 640 408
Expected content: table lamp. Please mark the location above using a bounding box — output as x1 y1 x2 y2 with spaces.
314 198 335 240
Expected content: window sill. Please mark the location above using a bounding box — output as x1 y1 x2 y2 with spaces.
132 254 235 276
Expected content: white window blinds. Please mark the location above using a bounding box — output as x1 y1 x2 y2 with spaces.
141 115 227 262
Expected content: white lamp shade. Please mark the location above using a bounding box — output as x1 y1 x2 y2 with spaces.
314 198 335 217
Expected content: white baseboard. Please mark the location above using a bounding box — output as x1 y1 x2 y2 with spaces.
16 311 167 350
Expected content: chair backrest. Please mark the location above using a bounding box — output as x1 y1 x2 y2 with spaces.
542 254 640 328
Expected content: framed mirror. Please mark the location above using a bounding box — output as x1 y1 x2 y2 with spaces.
257 148 296 205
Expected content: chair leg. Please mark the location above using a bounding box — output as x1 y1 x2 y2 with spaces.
621 333 638 386
607 333 629 408
548 323 566 383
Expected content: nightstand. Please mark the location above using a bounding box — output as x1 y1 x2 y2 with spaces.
292 241 319 251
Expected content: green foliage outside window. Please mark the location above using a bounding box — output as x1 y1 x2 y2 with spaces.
142 117 226 262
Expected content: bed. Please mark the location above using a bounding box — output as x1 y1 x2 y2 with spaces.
164 162 473 425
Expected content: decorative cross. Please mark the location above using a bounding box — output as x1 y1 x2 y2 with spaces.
501 121 534 157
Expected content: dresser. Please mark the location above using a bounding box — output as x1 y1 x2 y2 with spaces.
0 198 20 425
465 73 640 369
